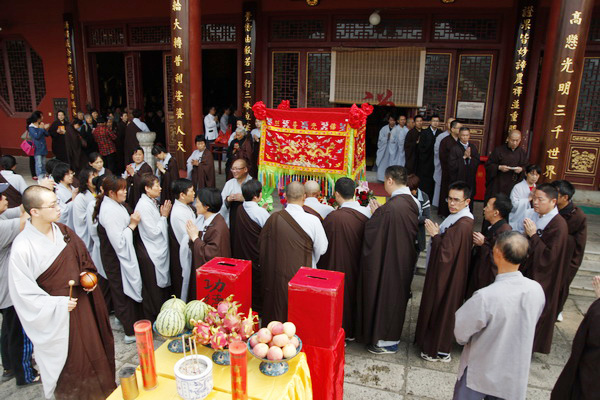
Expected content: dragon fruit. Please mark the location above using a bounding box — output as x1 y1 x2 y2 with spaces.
222 312 242 333
210 327 229 350
239 310 258 340
205 308 220 326
194 321 212 345
216 295 240 318
227 331 242 345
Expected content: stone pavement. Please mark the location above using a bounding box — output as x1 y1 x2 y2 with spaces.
0 159 598 399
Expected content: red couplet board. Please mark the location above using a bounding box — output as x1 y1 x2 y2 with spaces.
196 257 252 315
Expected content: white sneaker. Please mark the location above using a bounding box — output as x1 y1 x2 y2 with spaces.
124 335 136 344
557 312 563 322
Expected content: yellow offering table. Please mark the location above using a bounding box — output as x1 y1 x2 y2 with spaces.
107 340 312 400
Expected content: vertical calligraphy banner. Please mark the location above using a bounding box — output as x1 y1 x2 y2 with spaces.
242 2 257 132
63 14 79 118
533 0 593 182
506 2 535 149
170 0 192 165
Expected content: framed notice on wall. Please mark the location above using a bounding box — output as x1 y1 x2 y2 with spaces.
456 101 485 120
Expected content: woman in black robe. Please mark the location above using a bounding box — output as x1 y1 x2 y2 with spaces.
48 110 68 162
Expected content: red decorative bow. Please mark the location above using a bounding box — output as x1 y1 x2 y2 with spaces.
277 100 290 110
360 103 374 116
252 101 267 120
348 104 366 129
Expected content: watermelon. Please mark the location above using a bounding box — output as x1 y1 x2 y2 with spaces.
160 295 186 314
184 300 209 329
156 308 185 337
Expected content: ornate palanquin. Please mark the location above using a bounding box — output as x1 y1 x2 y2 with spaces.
253 103 371 196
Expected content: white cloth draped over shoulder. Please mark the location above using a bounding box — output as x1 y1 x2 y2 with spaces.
433 130 450 207
242 201 270 227
135 194 171 288
340 200 372 218
519 207 559 234
376 125 399 181
55 183 75 230
285 204 328 267
219 175 252 227
304 196 334 220
8 221 69 399
426 205 473 267
98 196 142 302
72 191 95 251
509 180 534 231
86 200 106 278
170 199 196 301
186 149 204 179
132 118 150 132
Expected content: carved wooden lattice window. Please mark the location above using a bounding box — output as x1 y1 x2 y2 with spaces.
423 53 451 120
433 18 499 41
87 26 126 47
574 58 600 132
456 55 492 125
307 53 331 107
271 19 325 41
0 39 46 116
272 52 299 108
335 19 423 40
130 25 171 45
202 24 237 43
165 55 174 113
589 18 600 42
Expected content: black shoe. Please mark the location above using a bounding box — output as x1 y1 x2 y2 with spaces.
2 369 14 382
17 374 41 387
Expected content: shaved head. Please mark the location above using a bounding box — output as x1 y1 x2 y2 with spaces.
304 180 321 197
22 185 54 215
232 158 247 169
285 181 305 203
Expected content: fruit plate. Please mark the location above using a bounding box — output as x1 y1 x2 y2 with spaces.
246 334 303 377
152 322 193 353
202 344 230 365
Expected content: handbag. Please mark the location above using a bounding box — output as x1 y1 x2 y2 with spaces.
215 126 231 145
20 139 35 156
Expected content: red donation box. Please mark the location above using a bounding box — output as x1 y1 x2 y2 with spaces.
302 328 345 400
196 257 252 315
288 267 344 347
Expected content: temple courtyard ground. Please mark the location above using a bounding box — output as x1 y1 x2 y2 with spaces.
1 157 598 399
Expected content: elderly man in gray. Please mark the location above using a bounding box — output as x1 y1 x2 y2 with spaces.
453 231 545 400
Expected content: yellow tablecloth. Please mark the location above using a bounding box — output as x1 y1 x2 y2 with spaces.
106 369 230 400
153 340 312 400
108 341 312 400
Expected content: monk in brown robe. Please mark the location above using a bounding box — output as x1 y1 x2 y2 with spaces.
123 109 143 166
232 179 270 312
551 276 600 400
10 186 115 400
302 180 333 222
188 135 216 191
467 193 512 298
438 119 461 217
484 130 528 203
259 182 328 324
65 120 88 174
318 178 371 342
186 188 231 300
152 144 180 205
357 166 419 354
553 180 588 317
404 115 423 174
416 181 474 362
125 147 153 209
447 127 480 210
522 183 569 354
226 128 253 180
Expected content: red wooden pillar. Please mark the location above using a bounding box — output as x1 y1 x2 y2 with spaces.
170 0 202 166
124 52 143 111
530 0 593 182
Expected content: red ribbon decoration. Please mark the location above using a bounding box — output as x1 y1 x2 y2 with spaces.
277 100 291 110
360 103 374 116
252 101 267 120
348 104 366 129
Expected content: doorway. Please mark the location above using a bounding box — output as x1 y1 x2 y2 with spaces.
95 52 126 113
202 49 237 114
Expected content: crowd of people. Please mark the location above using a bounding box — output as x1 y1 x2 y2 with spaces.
0 108 596 400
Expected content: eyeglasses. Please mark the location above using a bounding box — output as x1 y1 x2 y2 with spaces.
446 197 466 204
36 203 60 209
231 167 247 171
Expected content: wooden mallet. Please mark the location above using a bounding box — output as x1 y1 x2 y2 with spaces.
68 280 75 300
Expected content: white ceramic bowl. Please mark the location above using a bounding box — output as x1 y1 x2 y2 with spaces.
174 355 213 400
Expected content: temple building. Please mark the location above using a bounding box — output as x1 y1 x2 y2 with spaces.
0 0 598 190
